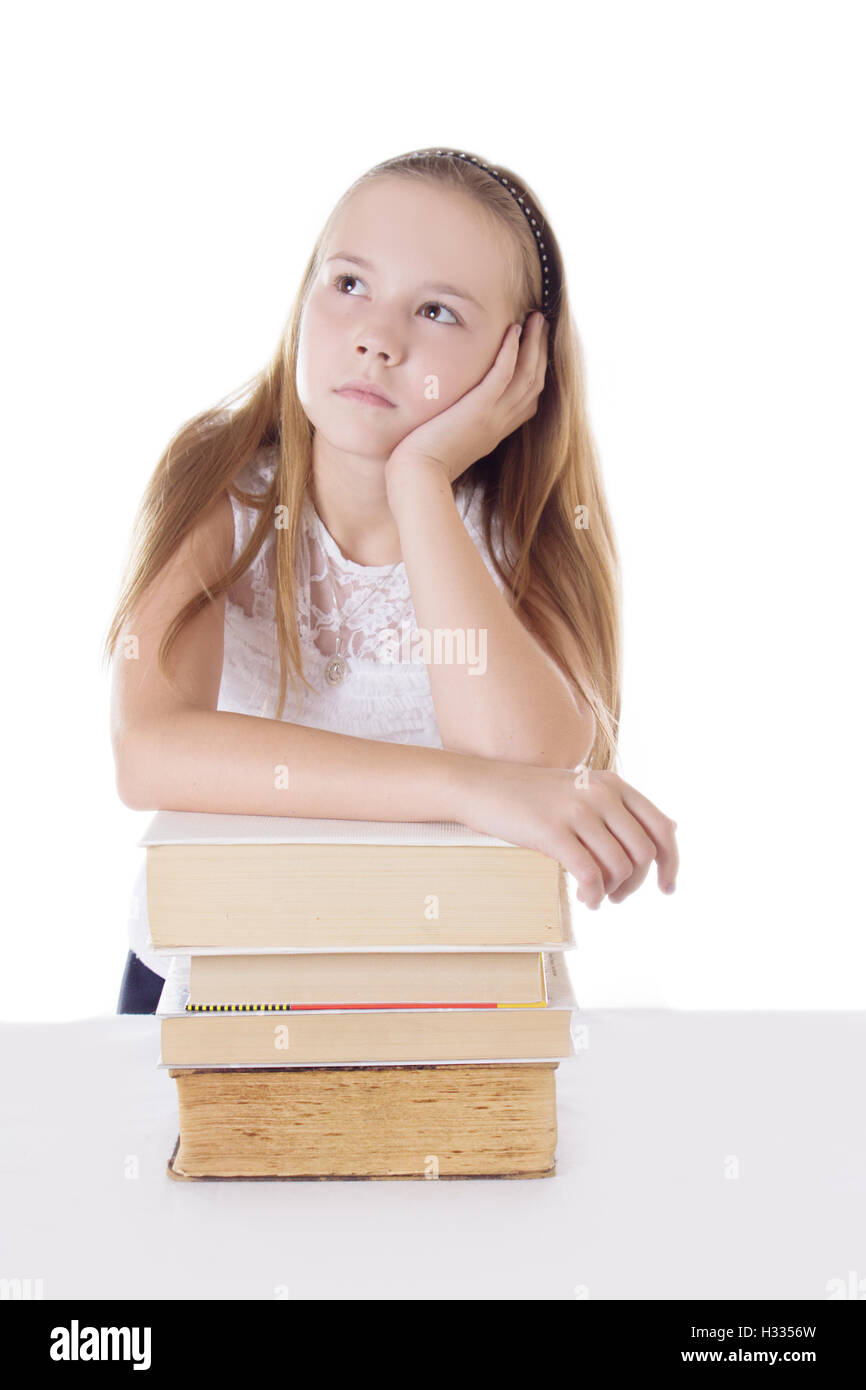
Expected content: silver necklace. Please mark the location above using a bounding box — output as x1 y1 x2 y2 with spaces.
320 546 402 687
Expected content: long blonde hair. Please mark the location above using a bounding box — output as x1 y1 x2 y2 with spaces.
102 148 622 768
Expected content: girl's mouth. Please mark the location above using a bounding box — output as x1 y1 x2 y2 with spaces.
334 379 396 408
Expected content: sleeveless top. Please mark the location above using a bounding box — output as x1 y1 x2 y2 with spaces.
127 443 517 977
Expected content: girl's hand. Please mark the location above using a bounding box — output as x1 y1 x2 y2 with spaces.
385 311 550 491
454 760 679 908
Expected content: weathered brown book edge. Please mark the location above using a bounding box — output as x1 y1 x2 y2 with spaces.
165 1062 558 1182
166 1134 555 1181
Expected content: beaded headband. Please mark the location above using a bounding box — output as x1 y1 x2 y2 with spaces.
409 149 553 316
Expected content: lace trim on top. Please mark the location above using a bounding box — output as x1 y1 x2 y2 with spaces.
219 444 516 722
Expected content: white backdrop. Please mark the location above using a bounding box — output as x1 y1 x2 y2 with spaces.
3 0 863 1018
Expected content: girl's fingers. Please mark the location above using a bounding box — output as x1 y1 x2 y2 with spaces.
499 313 548 424
570 814 643 901
512 312 546 388
551 775 678 910
484 322 526 401
615 779 680 893
605 821 659 902
525 316 549 406
585 796 659 903
471 314 546 444
533 314 549 386
550 832 608 910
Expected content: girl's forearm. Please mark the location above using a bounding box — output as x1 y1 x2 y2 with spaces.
387 462 593 766
118 706 478 821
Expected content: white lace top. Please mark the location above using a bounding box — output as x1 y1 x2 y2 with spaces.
127 442 516 978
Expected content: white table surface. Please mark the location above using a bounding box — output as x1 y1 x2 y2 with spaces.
1 1011 863 1300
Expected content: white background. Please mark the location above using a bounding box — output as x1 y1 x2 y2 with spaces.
3 0 863 1018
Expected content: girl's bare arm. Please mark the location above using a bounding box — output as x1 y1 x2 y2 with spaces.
118 702 481 819
385 459 595 768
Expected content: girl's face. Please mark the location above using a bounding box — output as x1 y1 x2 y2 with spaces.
295 177 519 460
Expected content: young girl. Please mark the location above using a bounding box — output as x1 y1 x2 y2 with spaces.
104 147 679 1013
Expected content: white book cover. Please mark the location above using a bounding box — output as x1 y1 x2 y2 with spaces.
138 809 524 849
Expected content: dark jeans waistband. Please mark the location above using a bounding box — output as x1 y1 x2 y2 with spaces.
116 949 165 1015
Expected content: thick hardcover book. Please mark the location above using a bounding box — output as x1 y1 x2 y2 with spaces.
166 1062 559 1180
139 810 572 950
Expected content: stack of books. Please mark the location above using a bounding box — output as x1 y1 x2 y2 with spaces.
141 811 579 1181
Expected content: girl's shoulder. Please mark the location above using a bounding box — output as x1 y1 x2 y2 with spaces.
230 441 281 497
225 443 281 563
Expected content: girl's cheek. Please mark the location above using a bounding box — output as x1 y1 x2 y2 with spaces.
422 349 480 411
298 308 337 380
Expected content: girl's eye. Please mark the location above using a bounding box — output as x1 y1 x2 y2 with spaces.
331 273 460 325
333 272 366 296
419 301 459 325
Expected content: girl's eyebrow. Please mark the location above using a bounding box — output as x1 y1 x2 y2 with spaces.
324 251 486 312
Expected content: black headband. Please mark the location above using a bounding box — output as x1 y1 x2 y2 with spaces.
409 149 553 316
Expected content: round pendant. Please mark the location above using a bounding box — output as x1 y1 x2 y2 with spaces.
324 652 348 686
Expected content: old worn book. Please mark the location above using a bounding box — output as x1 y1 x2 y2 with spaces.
158 951 576 1066
166 1063 559 1179
140 810 572 950
186 949 547 1008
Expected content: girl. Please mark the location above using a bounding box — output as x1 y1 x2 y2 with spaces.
104 147 679 1013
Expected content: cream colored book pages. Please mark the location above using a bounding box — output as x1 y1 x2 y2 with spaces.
166 950 573 1007
146 864 576 955
147 856 575 956
188 950 546 1006
138 809 521 848
146 844 563 949
157 951 577 1067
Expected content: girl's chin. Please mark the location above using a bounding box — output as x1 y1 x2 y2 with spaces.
312 425 402 462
